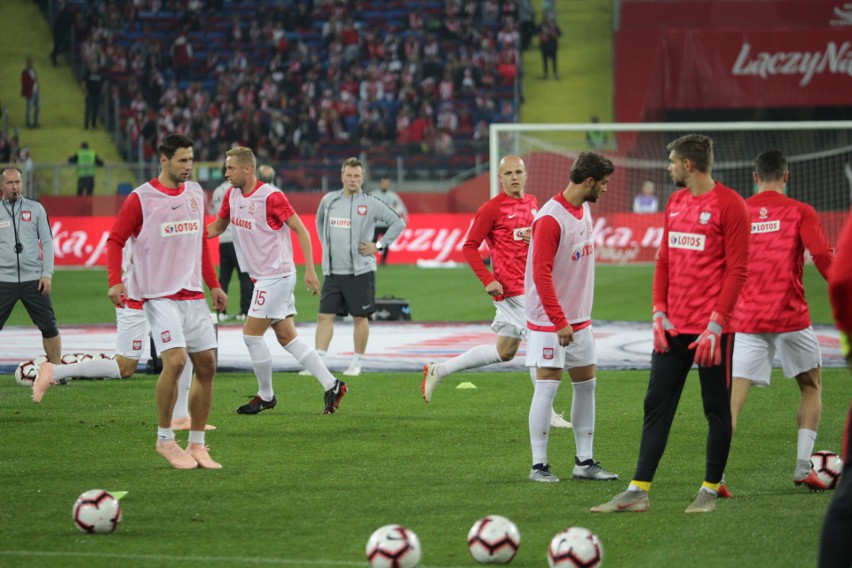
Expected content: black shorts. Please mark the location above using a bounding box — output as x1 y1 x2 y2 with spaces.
319 272 376 317
0 280 59 336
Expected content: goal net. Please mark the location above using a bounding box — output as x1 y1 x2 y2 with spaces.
490 122 852 263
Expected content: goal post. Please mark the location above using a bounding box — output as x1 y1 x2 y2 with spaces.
489 121 852 262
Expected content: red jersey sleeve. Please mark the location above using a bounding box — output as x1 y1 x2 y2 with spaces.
107 193 143 287
266 191 296 230
531 215 568 330
218 187 232 220
652 196 672 312
462 201 499 289
800 204 834 279
829 209 852 334
714 190 750 325
201 230 221 290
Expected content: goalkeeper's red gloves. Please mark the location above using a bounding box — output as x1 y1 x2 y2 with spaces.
652 304 678 353
689 312 725 367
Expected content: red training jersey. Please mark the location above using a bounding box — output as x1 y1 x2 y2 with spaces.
829 207 852 334
653 182 749 334
732 191 833 333
461 192 539 299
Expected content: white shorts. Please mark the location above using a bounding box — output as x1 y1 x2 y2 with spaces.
525 326 596 369
144 298 217 355
732 327 822 386
248 275 297 321
114 306 149 358
490 295 527 340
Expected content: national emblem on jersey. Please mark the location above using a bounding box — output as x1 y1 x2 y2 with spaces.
161 330 171 343
699 211 711 225
189 198 200 212
248 202 257 214
22 210 32 221
132 340 142 351
543 347 554 360
357 205 367 216
759 207 768 219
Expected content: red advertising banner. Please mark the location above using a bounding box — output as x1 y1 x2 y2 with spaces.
50 212 849 268
614 1 852 121
619 1 852 30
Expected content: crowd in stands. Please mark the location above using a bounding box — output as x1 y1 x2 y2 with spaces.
55 0 533 188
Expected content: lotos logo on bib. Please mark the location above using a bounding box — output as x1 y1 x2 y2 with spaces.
752 220 780 234
329 217 352 228
513 227 530 241
160 220 200 236
669 231 706 251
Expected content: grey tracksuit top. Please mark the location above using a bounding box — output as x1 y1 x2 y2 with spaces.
316 190 405 276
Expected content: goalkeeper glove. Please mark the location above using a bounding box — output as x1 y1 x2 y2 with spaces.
652 304 678 353
689 312 725 367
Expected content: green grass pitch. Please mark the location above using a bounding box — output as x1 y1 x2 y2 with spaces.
1 265 846 567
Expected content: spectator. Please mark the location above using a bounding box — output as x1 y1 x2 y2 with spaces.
21 57 40 128
67 142 104 196
50 0 74 66
586 115 609 150
82 61 105 130
633 181 659 214
539 13 562 79
170 30 194 82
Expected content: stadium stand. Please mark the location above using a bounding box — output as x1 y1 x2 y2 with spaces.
51 0 523 189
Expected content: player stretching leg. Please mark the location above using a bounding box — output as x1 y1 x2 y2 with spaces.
525 152 618 483
592 134 749 513
209 147 347 415
422 155 571 429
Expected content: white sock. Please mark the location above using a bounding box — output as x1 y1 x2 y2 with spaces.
244 335 274 401
797 429 817 462
172 361 193 420
352 353 363 366
285 337 336 390
530 379 559 465
438 345 501 379
188 430 205 446
157 427 175 441
530 367 560 416
571 378 597 462
53 358 121 381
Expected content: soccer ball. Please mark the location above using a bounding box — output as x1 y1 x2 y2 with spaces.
61 353 79 365
365 524 422 568
14 360 38 387
467 515 521 564
547 527 603 568
72 490 122 534
810 451 844 490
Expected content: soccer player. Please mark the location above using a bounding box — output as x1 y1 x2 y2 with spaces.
421 155 571 429
818 208 852 568
309 157 405 376
728 150 833 490
105 134 225 469
210 164 253 321
34 241 213 430
208 147 347 415
524 151 618 483
592 134 749 513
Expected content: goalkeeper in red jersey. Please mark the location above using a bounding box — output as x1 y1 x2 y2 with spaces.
818 207 852 568
592 134 749 514
727 150 833 491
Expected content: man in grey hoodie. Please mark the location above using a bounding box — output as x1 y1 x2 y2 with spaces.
311 157 405 376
